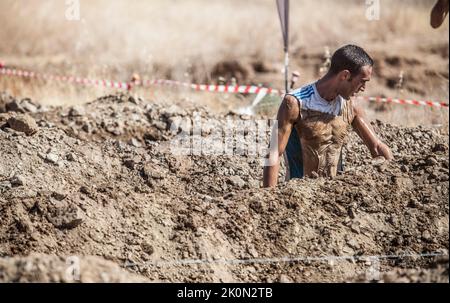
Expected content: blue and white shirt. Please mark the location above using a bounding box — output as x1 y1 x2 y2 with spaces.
288 82 346 116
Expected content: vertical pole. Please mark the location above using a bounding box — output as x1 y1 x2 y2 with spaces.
277 0 289 93
284 51 289 93
284 0 289 93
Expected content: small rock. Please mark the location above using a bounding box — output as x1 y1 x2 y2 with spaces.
387 215 398 226
422 230 433 242
407 198 419 208
128 95 137 104
0 112 13 127
348 207 357 219
0 92 15 113
193 206 203 212
10 175 25 187
227 175 246 188
428 171 439 180
68 105 85 117
168 116 183 128
411 131 422 139
400 165 409 173
105 125 122 136
345 235 361 250
350 222 361 234
55 209 83 229
51 191 67 201
246 246 259 258
144 130 161 142
5 100 25 113
425 156 438 166
0 181 12 191
278 274 292 283
310 171 320 179
66 153 77 162
79 186 91 195
47 205 84 229
46 153 59 165
372 156 386 166
249 179 260 188
14 213 34 233
20 99 39 113
162 105 185 118
82 123 91 133
129 138 142 148
7 114 39 135
123 158 136 170
153 121 167 131
142 163 165 180
432 143 447 153
392 236 404 246
141 242 154 256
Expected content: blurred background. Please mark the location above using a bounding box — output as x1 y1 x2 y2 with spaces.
0 0 448 126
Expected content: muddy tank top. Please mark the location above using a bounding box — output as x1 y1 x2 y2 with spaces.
288 83 355 177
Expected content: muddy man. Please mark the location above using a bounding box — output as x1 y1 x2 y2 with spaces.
263 45 393 187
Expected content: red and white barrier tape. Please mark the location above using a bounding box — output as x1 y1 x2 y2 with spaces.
0 65 448 109
0 67 282 96
360 96 448 109
0 67 132 90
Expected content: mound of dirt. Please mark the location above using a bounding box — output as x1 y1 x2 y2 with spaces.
0 93 448 282
0 254 149 283
0 92 42 114
353 256 449 283
211 60 255 84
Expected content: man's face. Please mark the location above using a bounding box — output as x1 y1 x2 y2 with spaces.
339 65 372 99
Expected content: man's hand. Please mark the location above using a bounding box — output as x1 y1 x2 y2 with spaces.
374 141 394 160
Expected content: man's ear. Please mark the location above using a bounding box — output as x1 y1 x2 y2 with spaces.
338 70 351 81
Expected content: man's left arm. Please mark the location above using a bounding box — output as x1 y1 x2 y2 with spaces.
351 102 394 160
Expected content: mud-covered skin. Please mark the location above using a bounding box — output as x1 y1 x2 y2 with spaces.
263 62 395 187
294 99 355 177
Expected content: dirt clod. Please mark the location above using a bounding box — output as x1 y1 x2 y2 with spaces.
6 114 38 135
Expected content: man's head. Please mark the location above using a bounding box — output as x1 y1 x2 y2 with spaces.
328 44 373 99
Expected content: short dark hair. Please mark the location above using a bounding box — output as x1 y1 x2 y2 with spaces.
329 44 374 76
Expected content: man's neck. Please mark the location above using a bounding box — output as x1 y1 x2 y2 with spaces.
316 74 339 102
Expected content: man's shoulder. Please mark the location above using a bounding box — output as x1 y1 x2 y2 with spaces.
289 83 316 101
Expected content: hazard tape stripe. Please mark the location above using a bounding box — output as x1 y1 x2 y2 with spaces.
0 66 448 109
364 96 448 109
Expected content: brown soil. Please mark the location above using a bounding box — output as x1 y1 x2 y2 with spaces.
0 92 448 283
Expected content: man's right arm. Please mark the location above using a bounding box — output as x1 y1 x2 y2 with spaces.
263 95 300 188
